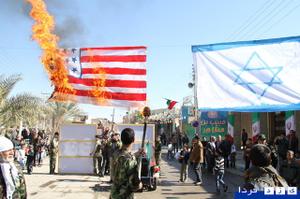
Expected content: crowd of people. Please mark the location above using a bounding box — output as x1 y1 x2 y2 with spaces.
1 124 300 198
2 128 49 175
90 127 122 182
170 134 233 194
165 128 300 194
242 130 300 189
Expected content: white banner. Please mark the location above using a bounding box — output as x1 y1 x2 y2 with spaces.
192 36 300 111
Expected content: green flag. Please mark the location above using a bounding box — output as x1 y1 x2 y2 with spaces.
285 111 295 135
228 113 235 137
252 112 260 140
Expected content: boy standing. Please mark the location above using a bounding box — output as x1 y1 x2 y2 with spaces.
178 144 190 182
214 151 228 193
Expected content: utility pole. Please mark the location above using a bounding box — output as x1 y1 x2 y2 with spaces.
192 65 199 135
111 108 115 132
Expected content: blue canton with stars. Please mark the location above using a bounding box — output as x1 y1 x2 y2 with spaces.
232 52 283 98
65 48 82 78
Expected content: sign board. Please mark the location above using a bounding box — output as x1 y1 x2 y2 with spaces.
200 111 228 139
58 124 97 174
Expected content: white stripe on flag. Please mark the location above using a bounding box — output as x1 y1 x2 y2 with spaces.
70 84 147 93
81 62 146 69
80 49 146 56
51 93 146 108
80 74 146 81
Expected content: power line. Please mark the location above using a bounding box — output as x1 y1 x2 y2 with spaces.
239 0 293 40
226 0 277 41
257 1 300 37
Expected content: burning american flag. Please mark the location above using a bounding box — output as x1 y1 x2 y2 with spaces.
50 46 147 108
26 0 147 108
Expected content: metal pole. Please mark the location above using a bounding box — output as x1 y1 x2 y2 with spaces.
193 65 199 135
267 112 270 141
111 108 115 132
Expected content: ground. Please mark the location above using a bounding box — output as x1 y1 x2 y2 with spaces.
25 149 244 199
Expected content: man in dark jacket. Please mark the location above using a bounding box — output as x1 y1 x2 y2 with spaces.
275 133 289 167
219 137 231 168
241 129 248 149
289 130 299 154
279 150 300 187
206 136 216 173
257 134 278 169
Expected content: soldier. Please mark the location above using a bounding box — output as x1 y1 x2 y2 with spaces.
108 132 122 183
154 137 162 166
242 144 288 191
110 128 143 199
49 132 59 174
0 136 27 199
90 135 103 176
101 128 110 176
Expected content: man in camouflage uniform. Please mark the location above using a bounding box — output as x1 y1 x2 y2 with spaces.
101 129 110 176
110 128 143 199
49 132 59 174
242 144 288 191
90 135 103 176
0 136 27 199
108 132 122 183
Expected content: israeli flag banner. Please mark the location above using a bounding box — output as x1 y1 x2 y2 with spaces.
192 36 300 112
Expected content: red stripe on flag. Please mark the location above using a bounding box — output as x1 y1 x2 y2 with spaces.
81 46 146 51
81 68 146 75
80 55 146 62
68 76 146 88
55 89 146 101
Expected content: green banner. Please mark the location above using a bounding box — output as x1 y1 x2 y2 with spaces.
228 113 235 137
200 111 228 139
252 112 260 138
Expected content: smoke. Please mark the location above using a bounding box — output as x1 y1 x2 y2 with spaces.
55 16 86 48
1 0 87 48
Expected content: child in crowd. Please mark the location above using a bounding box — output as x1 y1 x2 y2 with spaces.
230 143 236 168
178 144 190 183
26 145 35 174
167 141 173 160
214 151 228 193
17 144 27 170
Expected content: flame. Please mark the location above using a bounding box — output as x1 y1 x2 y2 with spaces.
86 50 109 105
27 0 73 94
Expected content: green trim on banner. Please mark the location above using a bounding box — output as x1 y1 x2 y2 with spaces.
285 111 294 119
228 113 235 125
252 112 260 123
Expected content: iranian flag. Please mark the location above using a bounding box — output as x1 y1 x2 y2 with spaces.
228 113 235 137
165 99 177 110
252 112 260 142
285 111 295 135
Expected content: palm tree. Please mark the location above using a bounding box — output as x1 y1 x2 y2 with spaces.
0 74 41 128
45 101 82 133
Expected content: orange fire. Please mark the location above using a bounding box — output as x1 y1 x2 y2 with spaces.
86 50 108 105
27 0 73 93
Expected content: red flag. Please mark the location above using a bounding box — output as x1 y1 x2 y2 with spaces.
50 46 147 108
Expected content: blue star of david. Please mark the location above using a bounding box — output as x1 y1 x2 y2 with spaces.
232 52 283 97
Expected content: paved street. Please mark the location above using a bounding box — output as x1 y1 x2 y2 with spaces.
25 150 244 199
